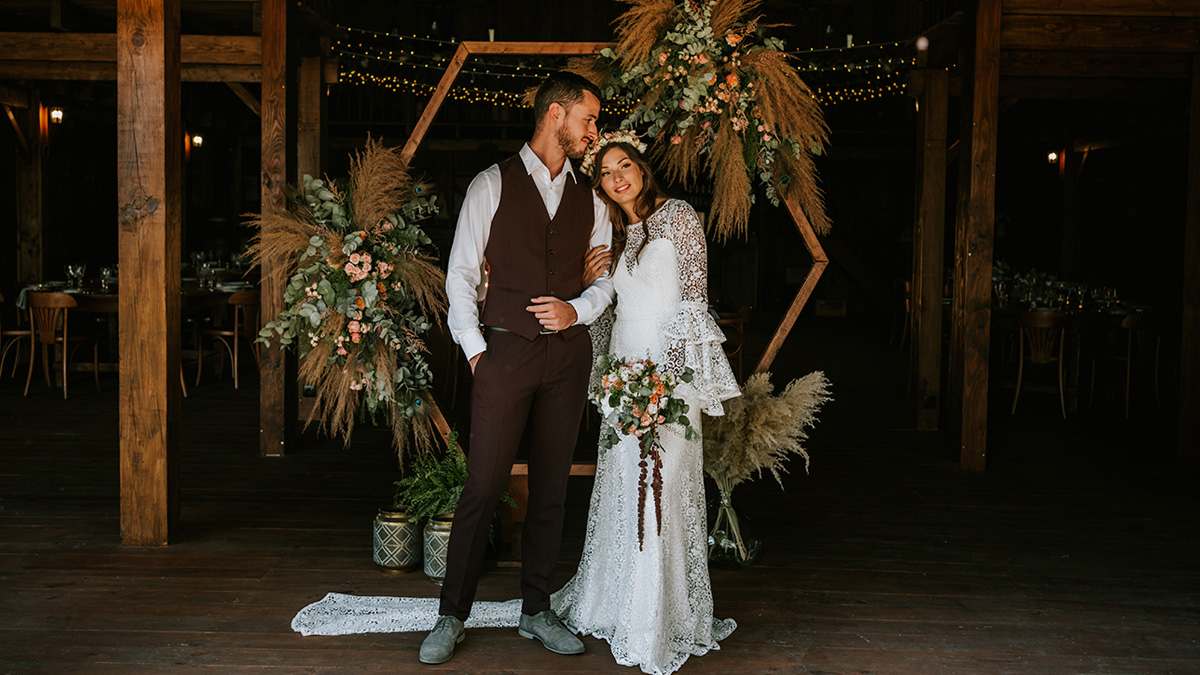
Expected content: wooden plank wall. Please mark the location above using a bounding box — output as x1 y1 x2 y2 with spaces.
951 0 1000 473
116 0 182 545
258 0 296 456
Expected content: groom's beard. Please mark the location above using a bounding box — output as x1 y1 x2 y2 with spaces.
557 125 586 160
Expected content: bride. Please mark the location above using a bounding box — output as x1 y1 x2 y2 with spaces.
291 134 740 675
554 132 741 674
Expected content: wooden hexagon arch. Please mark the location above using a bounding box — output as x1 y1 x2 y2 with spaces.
402 41 828 445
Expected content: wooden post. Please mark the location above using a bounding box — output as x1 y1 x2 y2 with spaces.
913 69 948 431
951 0 1000 473
296 56 322 184
1180 55 1200 470
15 91 42 286
259 0 296 456
117 0 182 545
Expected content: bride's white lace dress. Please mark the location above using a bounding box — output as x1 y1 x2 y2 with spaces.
291 199 739 675
553 198 740 675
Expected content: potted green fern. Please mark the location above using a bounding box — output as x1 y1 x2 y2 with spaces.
392 430 515 584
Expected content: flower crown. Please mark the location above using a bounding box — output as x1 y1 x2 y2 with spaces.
580 130 648 176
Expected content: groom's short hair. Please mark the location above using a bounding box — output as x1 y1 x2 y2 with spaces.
533 71 602 128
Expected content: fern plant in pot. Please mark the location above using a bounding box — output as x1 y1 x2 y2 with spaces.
391 430 516 584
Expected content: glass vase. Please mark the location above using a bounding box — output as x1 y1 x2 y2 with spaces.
707 486 761 568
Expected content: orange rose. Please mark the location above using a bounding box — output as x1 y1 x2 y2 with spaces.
726 73 740 88
355 297 366 308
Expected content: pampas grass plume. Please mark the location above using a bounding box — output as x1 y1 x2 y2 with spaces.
703 371 831 490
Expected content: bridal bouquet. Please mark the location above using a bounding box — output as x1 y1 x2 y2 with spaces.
593 354 699 549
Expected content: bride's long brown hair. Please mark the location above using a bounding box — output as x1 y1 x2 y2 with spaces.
589 142 668 263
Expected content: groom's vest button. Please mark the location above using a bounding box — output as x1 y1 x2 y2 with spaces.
548 249 555 255
549 269 556 275
548 228 556 235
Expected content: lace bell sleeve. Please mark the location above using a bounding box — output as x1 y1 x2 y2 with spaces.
659 201 741 416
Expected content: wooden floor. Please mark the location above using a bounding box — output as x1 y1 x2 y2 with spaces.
1 318 1198 674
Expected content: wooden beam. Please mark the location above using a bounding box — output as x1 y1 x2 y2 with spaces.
117 0 182 546
1003 0 1200 16
0 61 266 82
15 91 41 286
225 81 260 117
754 196 828 374
296 56 321 183
913 68 948 432
399 42 469 166
0 32 260 63
1001 50 1191 79
457 41 608 55
1180 55 1200 470
3 104 28 155
258 0 296 457
1001 15 1200 53
952 0 1000 473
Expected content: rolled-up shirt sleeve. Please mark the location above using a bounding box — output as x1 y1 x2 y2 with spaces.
567 193 615 325
445 166 501 361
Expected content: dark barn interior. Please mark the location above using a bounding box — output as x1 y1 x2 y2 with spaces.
1 1 1198 672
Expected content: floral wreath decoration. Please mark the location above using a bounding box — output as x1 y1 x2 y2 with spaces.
580 129 649 177
247 137 447 457
569 0 831 241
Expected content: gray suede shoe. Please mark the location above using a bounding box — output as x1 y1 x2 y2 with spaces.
419 615 465 664
518 610 584 655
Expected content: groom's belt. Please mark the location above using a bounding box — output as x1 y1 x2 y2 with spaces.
484 325 559 336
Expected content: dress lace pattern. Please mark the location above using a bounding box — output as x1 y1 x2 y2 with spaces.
290 198 738 675
556 198 738 675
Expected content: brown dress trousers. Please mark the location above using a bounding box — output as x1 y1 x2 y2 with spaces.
439 156 595 620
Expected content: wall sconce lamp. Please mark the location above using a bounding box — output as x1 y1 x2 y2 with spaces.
49 107 64 124
1047 151 1058 163
191 134 204 148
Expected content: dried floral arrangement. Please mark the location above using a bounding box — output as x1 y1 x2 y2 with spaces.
247 138 447 455
570 0 830 240
702 371 832 493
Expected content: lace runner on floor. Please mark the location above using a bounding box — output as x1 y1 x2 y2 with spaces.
291 593 522 636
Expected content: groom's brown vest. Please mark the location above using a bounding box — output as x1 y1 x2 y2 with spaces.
479 155 591 340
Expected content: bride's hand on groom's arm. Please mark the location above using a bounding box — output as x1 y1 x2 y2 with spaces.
582 245 612 287
526 297 578 331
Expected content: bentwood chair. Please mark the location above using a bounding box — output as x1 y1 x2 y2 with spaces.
196 289 260 389
0 291 32 377
1010 311 1068 419
715 305 752 383
1088 312 1160 420
24 291 99 398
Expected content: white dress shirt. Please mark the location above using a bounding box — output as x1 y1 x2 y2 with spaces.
445 143 614 361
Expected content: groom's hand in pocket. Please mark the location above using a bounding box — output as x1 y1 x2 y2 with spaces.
527 296 577 331
469 353 482 374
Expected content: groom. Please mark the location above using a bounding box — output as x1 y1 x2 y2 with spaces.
421 71 613 664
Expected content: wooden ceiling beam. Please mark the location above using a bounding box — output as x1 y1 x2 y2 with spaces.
1003 0 1200 17
1001 50 1191 79
0 58 335 83
0 32 261 64
1001 15 1200 52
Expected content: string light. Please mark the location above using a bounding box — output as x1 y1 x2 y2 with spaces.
334 25 915 108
